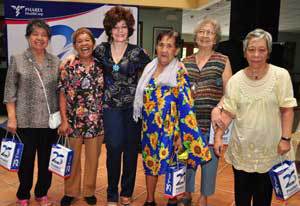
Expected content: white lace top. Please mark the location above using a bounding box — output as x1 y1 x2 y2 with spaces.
223 64 297 173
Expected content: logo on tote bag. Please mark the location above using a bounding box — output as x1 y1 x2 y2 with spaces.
0 145 12 158
51 151 64 165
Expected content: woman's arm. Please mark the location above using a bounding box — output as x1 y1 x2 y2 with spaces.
58 91 70 135
214 110 233 157
4 56 19 134
277 107 294 155
211 58 233 130
6 102 17 134
60 54 76 68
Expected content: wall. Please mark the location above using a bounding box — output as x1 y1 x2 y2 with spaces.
278 32 300 73
139 7 182 58
0 4 3 16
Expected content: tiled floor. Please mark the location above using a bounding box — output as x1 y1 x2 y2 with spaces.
0 146 300 206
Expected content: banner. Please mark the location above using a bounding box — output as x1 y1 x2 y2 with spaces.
4 0 138 60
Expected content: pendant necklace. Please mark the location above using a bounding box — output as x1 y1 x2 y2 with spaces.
112 64 120 72
111 43 127 73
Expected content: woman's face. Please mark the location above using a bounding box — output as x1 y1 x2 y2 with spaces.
27 27 49 52
156 35 179 68
195 23 216 50
74 33 95 60
245 37 269 69
111 20 128 43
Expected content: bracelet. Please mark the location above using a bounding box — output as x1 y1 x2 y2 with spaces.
281 136 291 142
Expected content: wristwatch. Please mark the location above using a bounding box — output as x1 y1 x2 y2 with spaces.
281 136 291 142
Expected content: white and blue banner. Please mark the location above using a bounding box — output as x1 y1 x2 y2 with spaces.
4 0 138 60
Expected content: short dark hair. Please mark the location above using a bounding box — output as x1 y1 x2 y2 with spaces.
25 19 51 39
72 27 95 45
156 30 182 49
103 6 135 42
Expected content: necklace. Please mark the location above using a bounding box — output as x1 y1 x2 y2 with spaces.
246 64 269 80
111 43 127 73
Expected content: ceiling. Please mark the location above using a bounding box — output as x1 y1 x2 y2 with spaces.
182 0 300 36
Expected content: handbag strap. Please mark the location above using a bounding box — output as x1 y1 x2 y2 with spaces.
32 64 51 115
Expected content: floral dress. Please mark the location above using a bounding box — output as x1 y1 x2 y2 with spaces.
58 58 104 138
141 68 211 176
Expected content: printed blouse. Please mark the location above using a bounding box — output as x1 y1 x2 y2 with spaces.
58 58 104 138
4 48 60 128
183 52 227 130
93 42 151 109
224 64 297 173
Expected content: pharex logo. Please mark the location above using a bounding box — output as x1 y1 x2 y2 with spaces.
11 5 44 17
11 5 25 17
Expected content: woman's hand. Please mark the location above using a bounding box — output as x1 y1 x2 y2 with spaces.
60 54 76 68
7 117 17 134
213 136 223 157
58 120 70 136
277 139 291 155
174 135 183 152
211 106 224 131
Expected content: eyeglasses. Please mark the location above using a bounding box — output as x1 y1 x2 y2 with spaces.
198 29 215 36
246 47 268 54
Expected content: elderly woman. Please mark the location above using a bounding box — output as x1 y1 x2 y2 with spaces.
58 28 104 206
214 28 297 206
4 19 60 206
63 6 151 206
182 18 232 206
134 30 211 206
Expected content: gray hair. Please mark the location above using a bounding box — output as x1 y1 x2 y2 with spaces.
194 17 221 45
243 28 272 54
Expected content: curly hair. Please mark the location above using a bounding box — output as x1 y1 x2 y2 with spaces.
194 17 221 47
103 6 135 42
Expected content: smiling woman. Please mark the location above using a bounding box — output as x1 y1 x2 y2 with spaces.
3 19 60 206
58 27 104 206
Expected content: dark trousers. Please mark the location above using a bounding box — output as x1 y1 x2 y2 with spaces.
233 167 273 206
104 107 141 202
16 128 58 200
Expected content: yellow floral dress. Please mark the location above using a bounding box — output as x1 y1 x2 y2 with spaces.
142 67 211 176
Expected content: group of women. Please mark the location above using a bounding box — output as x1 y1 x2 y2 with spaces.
3 5 296 206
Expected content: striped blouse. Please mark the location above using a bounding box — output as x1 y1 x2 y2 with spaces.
183 52 227 131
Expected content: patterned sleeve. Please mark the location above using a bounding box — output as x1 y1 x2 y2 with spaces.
137 48 151 71
57 65 70 93
177 70 211 168
4 55 18 103
93 43 106 63
127 46 151 74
